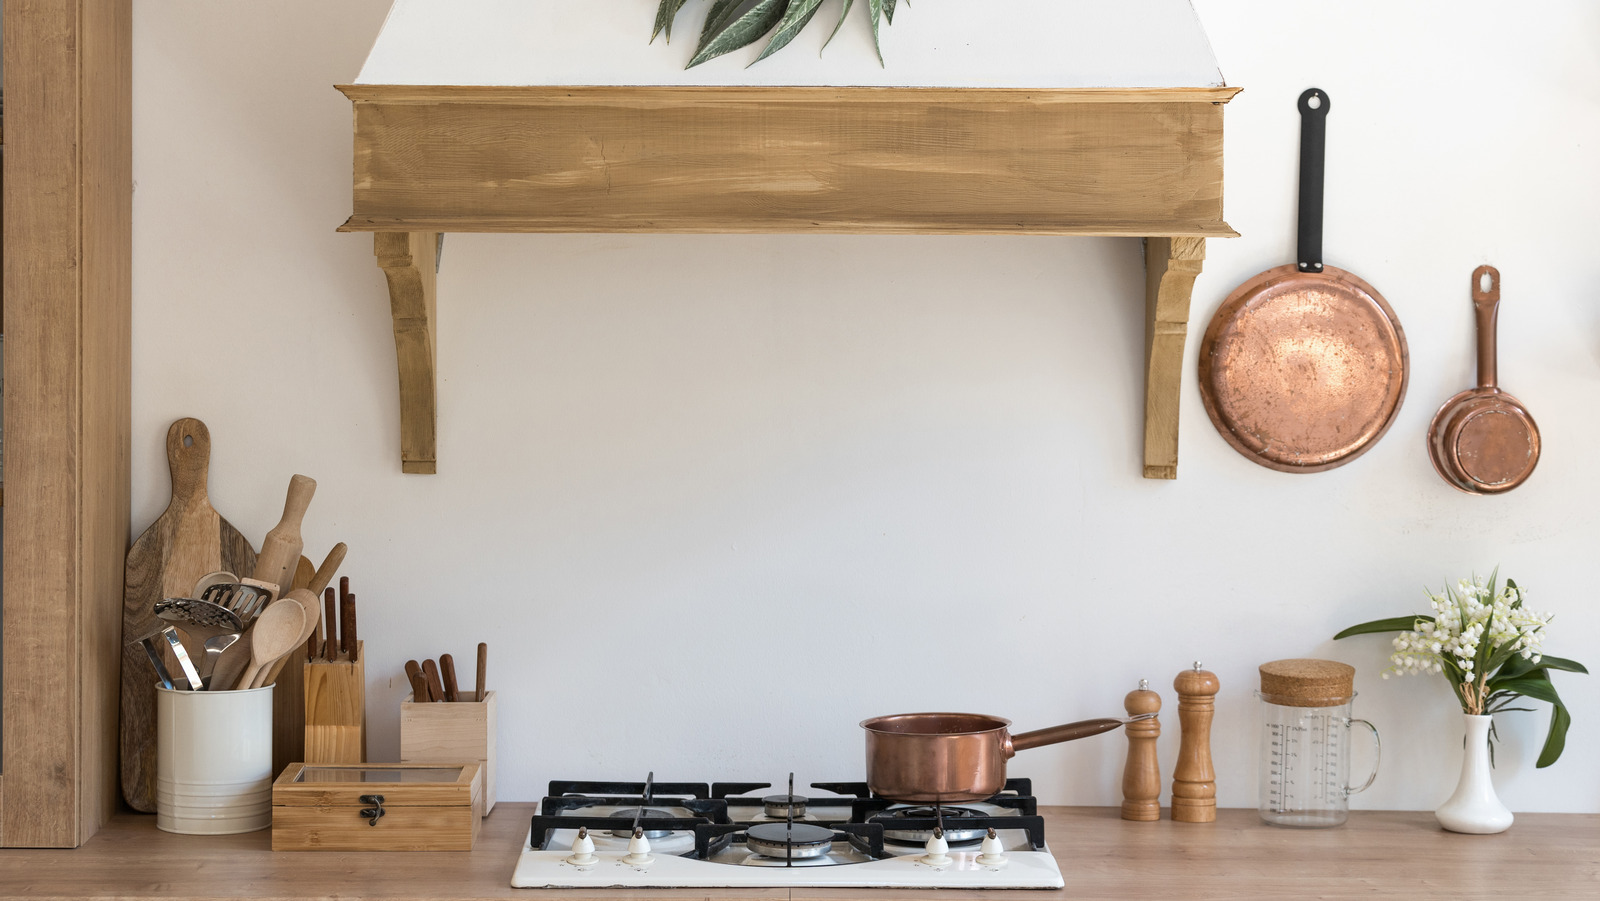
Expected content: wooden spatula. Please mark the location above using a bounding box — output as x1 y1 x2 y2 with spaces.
120 418 257 812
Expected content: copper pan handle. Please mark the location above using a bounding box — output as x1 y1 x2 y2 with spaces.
1007 716 1151 756
1472 265 1500 390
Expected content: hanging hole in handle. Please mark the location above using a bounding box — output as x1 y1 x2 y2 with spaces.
1345 718 1381 797
1298 88 1330 115
183 434 194 448
1472 265 1500 302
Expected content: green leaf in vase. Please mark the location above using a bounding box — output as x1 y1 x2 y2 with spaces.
885 0 899 24
1332 615 1433 640
1536 655 1589 674
690 0 789 68
1489 675 1561 706
1494 653 1539 681
752 0 827 65
1537 702 1572 768
652 0 691 43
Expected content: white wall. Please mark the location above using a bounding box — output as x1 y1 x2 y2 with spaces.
132 1 1600 812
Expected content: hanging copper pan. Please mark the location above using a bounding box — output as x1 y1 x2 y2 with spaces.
1199 89 1409 472
1427 266 1539 493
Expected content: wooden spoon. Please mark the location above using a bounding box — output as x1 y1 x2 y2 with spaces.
239 597 306 691
261 588 323 686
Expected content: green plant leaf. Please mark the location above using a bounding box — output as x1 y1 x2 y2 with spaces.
1495 653 1539 680
652 0 691 43
700 0 747 47
885 0 898 24
1537 702 1572 768
1536 655 1589 674
1483 639 1523 677
689 0 789 68
867 0 885 64
825 0 855 51
1489 676 1561 706
752 0 826 65
1333 615 1431 640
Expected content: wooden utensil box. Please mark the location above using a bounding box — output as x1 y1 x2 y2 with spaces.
271 761 482 851
400 690 496 814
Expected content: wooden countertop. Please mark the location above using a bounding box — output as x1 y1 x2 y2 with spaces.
3 804 1598 900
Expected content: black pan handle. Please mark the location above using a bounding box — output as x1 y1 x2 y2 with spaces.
1297 88 1330 273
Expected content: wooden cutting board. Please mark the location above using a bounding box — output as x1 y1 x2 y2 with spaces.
119 418 257 812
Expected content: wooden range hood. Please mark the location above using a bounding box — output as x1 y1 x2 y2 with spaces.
338 0 1237 479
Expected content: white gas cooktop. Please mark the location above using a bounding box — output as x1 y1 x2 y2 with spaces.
509 778 1066 890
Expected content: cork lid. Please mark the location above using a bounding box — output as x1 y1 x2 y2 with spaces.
1258 658 1355 707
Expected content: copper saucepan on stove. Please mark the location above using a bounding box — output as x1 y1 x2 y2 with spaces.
860 711 1149 803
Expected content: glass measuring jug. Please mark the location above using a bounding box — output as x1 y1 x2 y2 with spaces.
1256 658 1380 828
1257 693 1379 826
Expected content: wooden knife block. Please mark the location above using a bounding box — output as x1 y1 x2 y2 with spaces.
304 642 366 764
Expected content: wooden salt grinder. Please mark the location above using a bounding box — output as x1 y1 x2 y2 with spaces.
1171 662 1220 823
1120 679 1162 821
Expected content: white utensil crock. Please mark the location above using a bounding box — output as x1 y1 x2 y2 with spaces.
156 684 274 834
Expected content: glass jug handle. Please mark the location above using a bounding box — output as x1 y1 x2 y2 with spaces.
1345 718 1381 796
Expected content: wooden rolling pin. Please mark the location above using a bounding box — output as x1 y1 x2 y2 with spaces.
210 475 317 690
254 474 316 596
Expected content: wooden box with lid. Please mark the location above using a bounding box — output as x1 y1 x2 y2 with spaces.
270 761 482 851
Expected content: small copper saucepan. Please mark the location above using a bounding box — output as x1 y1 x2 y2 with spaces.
860 711 1148 803
1427 265 1540 494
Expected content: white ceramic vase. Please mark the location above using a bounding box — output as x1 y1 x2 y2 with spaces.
1435 713 1513 834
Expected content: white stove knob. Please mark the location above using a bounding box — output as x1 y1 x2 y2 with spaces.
920 832 952 868
566 828 598 866
976 829 1008 867
622 830 655 866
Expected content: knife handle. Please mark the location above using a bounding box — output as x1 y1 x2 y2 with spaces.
405 660 428 703
322 588 338 660
421 659 445 703
441 654 460 702
475 642 488 702
341 592 357 661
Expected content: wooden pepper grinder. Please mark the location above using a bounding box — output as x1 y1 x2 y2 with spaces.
1171 661 1220 823
1120 679 1162 821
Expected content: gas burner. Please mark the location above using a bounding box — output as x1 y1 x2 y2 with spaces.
878 805 989 844
745 822 835 860
608 807 678 839
762 792 808 819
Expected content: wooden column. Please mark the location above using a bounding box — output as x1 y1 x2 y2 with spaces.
374 232 439 474
1143 236 1205 479
2 0 133 848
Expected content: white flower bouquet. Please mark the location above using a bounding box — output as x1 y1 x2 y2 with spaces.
1336 570 1586 767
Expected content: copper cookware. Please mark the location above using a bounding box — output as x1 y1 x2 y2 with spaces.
1199 88 1408 472
1427 265 1539 493
860 711 1140 803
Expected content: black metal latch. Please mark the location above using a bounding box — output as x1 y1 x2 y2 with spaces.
359 794 386 826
